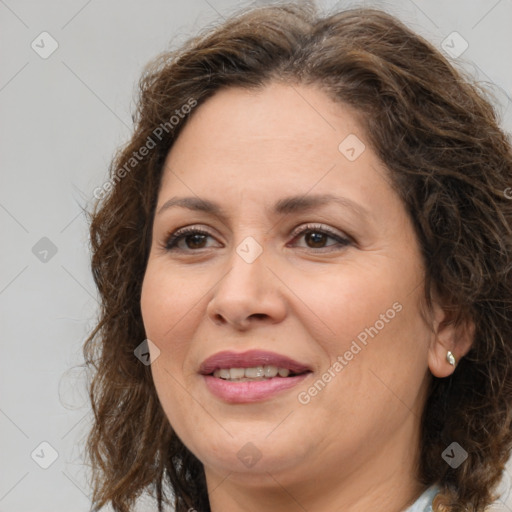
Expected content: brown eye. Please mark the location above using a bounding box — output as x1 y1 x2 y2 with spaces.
290 224 351 252
304 231 329 248
183 233 208 249
165 228 217 251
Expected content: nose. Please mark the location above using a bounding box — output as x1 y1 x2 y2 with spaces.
206 246 287 330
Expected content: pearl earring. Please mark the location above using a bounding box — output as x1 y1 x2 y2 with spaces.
446 351 456 366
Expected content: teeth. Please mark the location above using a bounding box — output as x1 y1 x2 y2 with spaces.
264 365 278 378
245 366 265 378
212 365 294 381
229 368 245 380
218 368 231 379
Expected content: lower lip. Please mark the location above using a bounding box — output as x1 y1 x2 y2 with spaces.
203 374 310 403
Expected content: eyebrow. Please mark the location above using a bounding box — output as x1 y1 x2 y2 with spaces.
156 194 370 222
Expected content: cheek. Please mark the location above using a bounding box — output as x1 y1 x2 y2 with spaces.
140 270 166 342
302 261 428 395
141 263 200 340
286 263 404 352
140 266 201 427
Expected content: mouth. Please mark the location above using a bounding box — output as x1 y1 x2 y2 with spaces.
199 350 313 403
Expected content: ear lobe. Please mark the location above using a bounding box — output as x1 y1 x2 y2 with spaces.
427 310 475 378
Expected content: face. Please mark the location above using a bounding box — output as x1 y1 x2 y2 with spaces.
140 82 434 496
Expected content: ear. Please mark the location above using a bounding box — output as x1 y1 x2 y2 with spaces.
427 299 474 378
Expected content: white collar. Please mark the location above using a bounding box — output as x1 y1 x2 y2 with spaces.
403 485 440 512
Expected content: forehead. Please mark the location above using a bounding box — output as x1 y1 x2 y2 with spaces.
167 82 363 159
158 82 396 221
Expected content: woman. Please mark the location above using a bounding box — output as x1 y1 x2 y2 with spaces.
84 2 512 511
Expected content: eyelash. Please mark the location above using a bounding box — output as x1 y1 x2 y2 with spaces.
163 223 352 253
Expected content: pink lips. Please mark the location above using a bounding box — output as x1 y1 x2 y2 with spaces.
199 349 311 375
199 350 312 403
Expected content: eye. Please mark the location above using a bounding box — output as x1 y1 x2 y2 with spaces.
288 223 351 252
164 226 220 251
163 223 351 253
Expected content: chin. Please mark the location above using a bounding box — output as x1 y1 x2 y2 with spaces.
185 429 309 478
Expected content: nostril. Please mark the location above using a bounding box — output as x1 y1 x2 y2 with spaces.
249 314 267 320
212 313 227 325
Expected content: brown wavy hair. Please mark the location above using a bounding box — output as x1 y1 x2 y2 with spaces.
83 2 512 511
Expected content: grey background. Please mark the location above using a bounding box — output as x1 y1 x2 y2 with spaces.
1 0 512 510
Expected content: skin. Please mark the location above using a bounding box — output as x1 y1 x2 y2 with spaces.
140 82 473 512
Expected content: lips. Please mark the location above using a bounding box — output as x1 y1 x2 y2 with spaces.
199 350 313 403
198 349 312 376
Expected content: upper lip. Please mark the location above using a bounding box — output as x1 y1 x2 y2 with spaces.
199 350 312 375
